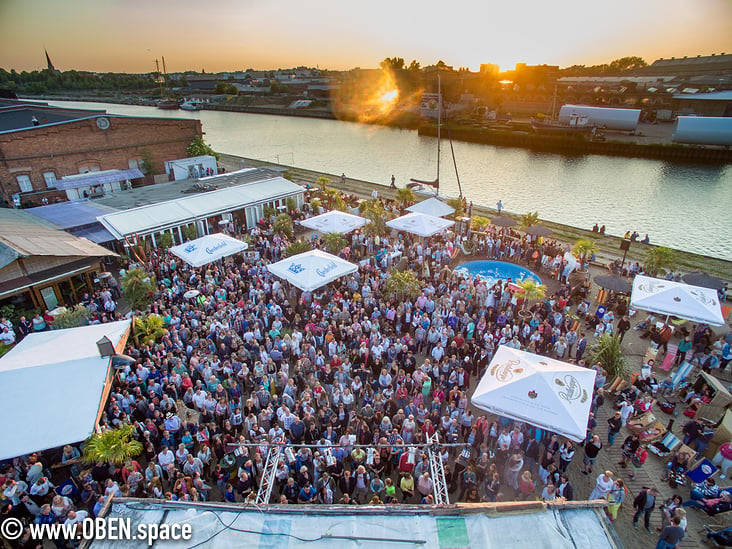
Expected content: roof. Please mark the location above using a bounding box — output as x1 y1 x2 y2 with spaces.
672 90 732 101
0 320 131 460
92 167 283 210
90 499 620 549
0 103 106 132
56 169 144 190
97 172 305 238
0 209 115 270
26 200 119 229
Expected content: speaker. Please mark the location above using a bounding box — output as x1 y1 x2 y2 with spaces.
620 239 631 251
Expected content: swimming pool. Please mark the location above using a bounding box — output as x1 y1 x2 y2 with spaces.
455 260 542 287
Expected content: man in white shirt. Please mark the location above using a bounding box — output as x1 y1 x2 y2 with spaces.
158 446 175 478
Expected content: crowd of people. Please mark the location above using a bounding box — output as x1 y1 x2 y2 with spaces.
0 189 730 549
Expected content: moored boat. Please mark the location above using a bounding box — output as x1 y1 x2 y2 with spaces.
157 99 179 110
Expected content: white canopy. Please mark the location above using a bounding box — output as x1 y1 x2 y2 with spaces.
0 320 131 460
267 249 358 292
386 212 455 237
630 274 725 326
169 233 248 267
299 210 369 234
471 346 596 442
406 197 455 218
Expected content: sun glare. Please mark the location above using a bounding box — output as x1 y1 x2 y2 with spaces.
331 67 403 123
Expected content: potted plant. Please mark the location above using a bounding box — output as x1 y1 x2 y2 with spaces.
516 279 547 320
569 238 599 288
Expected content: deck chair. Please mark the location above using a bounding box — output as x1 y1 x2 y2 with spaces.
659 344 678 371
649 431 681 457
667 361 694 392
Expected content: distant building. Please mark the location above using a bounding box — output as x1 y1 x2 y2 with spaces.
639 53 732 78
0 101 201 208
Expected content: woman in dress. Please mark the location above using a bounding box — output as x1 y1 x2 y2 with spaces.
605 479 625 522
588 470 615 501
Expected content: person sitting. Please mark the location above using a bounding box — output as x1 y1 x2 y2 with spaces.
661 450 692 482
689 478 719 502
682 491 732 516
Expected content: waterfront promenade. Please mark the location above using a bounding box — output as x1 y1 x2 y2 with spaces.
220 153 732 287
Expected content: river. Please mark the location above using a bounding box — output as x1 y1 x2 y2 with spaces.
46 100 732 261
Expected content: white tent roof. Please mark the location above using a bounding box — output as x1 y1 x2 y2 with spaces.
406 197 455 218
386 212 455 237
0 320 131 460
267 249 357 292
471 346 596 442
630 274 725 326
97 176 304 238
169 233 248 267
299 210 369 234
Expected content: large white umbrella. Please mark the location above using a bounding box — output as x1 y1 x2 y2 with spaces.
299 210 369 234
386 212 455 238
169 233 248 268
406 197 455 218
267 249 358 292
630 274 725 326
471 346 596 442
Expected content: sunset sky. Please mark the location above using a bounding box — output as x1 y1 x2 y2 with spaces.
1 0 730 73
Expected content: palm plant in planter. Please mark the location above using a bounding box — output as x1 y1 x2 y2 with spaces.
82 424 143 466
321 232 347 255
588 333 629 380
569 238 599 288
517 279 547 320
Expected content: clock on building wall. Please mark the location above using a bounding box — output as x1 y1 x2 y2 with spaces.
96 117 110 130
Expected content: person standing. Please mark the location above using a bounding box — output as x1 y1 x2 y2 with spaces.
607 411 622 446
582 435 602 475
605 479 625 522
589 471 615 501
633 486 659 533
656 516 685 549
617 316 631 343
496 200 503 214
576 334 588 361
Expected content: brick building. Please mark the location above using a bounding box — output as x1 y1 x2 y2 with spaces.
0 101 202 208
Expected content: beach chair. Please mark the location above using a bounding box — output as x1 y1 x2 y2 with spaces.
659 344 677 371
649 431 681 457
667 361 694 392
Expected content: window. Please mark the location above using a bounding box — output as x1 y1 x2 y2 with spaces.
43 171 57 188
79 165 100 174
128 158 143 170
16 175 32 193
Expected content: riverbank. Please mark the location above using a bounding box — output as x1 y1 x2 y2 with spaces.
26 94 732 163
220 153 732 286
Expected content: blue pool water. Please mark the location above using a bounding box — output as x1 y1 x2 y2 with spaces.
455 260 542 287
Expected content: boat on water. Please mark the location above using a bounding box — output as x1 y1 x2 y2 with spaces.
530 114 595 134
179 98 207 111
157 99 179 110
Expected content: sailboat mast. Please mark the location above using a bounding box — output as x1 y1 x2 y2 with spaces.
162 56 169 92
436 73 441 195
155 59 164 99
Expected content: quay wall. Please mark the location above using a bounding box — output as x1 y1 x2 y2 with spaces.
219 153 732 286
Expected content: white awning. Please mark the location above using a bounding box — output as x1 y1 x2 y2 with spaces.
0 320 131 460
169 233 248 267
471 346 596 442
630 274 725 325
299 210 369 234
386 212 455 237
406 197 455 218
267 249 357 292
57 169 144 190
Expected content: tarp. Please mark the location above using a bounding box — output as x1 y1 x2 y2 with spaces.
630 275 725 326
406 197 455 218
0 320 131 460
471 346 596 442
169 233 248 267
386 212 454 237
299 210 369 234
56 169 144 190
267 249 357 292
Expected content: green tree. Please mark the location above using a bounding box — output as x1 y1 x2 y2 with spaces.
54 304 91 329
517 279 547 311
520 211 540 229
133 313 168 345
447 198 466 220
139 148 154 175
572 238 599 266
359 199 393 236
215 82 238 94
588 333 629 379
186 136 220 161
321 232 347 255
380 57 406 71
121 268 155 312
156 232 173 250
471 215 490 232
285 240 313 257
82 424 143 466
273 213 294 237
383 269 422 302
182 224 198 241
644 246 677 277
395 188 416 210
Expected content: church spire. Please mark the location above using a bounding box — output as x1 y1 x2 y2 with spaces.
45 49 57 72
